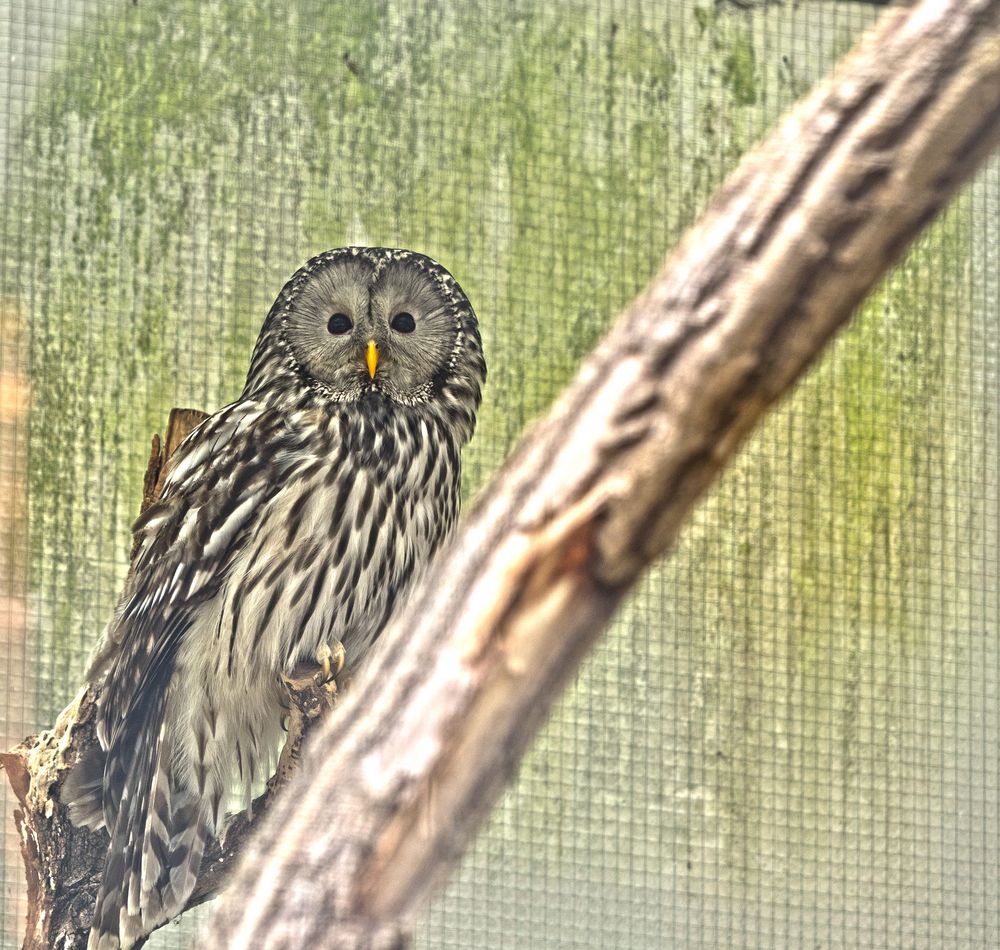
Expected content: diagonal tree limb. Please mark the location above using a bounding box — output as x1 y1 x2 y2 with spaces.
202 1 1000 946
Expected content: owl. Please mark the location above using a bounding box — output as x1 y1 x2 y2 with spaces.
62 247 486 950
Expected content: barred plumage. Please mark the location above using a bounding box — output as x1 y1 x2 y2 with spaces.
62 247 486 949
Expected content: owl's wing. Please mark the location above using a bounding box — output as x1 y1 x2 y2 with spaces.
95 400 302 753
78 401 322 946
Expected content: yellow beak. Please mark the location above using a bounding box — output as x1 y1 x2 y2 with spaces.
366 339 379 379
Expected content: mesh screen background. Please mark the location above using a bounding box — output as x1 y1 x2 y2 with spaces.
1 1 998 948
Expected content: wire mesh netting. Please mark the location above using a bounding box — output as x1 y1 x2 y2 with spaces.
1 1 998 947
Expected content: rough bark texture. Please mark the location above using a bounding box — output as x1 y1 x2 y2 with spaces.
0 410 208 950
0 410 340 949
199 1 1000 946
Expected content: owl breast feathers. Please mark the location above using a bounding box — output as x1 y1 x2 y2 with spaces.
61 247 486 950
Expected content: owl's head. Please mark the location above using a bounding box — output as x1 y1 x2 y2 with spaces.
245 247 486 441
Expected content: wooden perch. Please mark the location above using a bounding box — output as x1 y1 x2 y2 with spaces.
0 409 340 948
195 1 1000 947
0 410 209 949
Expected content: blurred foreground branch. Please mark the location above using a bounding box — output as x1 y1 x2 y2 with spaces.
200 1 1000 946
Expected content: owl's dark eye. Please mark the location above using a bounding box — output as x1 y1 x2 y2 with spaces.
327 313 353 335
390 312 416 334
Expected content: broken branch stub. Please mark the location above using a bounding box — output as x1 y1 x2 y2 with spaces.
1 409 340 948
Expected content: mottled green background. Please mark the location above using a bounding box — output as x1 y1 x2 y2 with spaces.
1 1 997 948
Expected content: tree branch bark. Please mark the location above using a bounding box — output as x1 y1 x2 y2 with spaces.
0 410 207 949
0 410 342 948
201 1 1000 946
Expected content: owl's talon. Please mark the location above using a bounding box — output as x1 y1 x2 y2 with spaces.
281 640 346 691
316 640 346 684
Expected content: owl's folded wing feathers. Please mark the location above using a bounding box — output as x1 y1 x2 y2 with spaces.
85 401 305 760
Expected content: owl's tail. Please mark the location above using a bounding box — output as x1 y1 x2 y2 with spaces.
86 693 218 950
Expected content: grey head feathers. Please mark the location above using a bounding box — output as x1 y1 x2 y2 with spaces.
245 247 485 440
